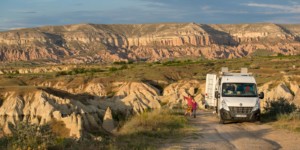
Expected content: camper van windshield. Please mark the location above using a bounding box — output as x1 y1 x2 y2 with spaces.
222 83 257 97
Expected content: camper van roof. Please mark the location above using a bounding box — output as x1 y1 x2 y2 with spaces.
221 76 256 83
221 72 252 76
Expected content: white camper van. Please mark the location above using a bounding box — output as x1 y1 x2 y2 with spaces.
205 67 264 123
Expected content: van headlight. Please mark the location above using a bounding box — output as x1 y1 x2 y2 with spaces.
252 100 260 112
222 100 230 111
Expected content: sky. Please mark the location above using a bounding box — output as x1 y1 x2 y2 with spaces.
1 0 300 31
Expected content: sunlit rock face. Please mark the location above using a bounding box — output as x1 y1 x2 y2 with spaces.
0 81 163 137
0 23 299 63
0 90 94 138
0 77 298 138
161 80 205 108
259 76 300 110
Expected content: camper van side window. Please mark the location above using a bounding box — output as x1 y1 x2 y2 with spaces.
222 83 257 97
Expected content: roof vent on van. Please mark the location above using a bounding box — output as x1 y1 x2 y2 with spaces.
221 67 228 73
241 68 248 74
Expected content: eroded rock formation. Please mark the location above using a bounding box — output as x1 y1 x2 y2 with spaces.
102 107 115 133
0 89 98 138
258 75 300 110
0 77 298 138
0 81 163 137
0 23 299 63
161 80 205 108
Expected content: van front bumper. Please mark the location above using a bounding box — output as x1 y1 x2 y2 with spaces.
220 108 260 121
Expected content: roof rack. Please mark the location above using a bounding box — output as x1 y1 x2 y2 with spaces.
219 67 252 76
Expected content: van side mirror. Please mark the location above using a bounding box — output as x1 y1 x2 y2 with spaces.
259 92 264 99
215 91 220 98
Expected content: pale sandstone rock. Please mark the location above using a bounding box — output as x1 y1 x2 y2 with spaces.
259 82 295 110
3 123 12 135
113 82 161 114
162 80 205 108
0 81 166 137
260 82 294 101
290 81 299 95
0 90 105 138
0 77 298 138
102 107 115 132
293 90 300 106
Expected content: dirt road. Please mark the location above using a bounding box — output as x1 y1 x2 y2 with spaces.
160 111 300 150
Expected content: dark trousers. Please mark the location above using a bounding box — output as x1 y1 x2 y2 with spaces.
192 109 196 118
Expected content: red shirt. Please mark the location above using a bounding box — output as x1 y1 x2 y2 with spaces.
184 96 193 106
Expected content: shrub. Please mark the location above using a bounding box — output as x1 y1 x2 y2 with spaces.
109 67 118 72
113 61 127 65
119 65 128 70
162 60 182 66
244 62 251 66
56 71 68 76
153 61 161 64
262 98 297 121
0 122 56 149
0 122 110 150
204 62 214 67
277 53 284 57
55 68 104 76
128 60 134 64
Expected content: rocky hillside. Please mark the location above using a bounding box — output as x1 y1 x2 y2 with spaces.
0 80 201 138
0 77 298 138
0 23 300 63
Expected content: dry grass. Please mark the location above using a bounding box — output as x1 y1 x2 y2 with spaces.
0 78 27 86
0 86 38 95
273 112 300 132
0 55 299 89
114 109 188 149
119 109 187 135
261 98 300 133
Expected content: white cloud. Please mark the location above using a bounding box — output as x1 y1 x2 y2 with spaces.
201 5 211 11
245 3 300 14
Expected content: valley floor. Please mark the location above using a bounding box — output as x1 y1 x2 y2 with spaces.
160 111 300 150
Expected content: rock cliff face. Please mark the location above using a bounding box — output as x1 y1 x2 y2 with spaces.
0 23 299 63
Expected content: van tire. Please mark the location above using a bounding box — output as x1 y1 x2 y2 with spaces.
219 114 225 124
256 114 261 122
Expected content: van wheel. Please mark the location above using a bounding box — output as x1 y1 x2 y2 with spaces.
256 114 261 122
251 113 261 122
219 114 225 124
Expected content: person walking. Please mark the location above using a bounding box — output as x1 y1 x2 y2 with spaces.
192 98 198 118
184 94 193 116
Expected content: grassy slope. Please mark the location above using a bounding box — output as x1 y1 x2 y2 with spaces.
0 55 299 88
113 109 189 149
0 57 299 107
